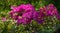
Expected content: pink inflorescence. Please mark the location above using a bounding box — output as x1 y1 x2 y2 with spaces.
39 4 59 16
39 4 60 20
1 17 6 22
10 4 35 25
46 4 58 16
10 4 60 25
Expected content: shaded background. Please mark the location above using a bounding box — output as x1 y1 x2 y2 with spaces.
0 0 60 11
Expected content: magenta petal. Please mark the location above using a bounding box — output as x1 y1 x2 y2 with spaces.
22 12 33 19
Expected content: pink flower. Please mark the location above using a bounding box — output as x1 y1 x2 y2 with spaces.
1 17 6 22
10 4 35 25
39 4 58 16
46 4 58 16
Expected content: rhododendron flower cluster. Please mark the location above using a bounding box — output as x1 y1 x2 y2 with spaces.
46 4 58 16
10 4 35 25
10 4 60 25
39 4 59 16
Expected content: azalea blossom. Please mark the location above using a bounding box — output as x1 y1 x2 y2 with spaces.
10 4 35 25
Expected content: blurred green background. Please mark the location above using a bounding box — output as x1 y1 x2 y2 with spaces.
0 0 60 11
